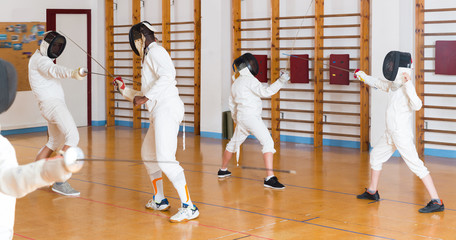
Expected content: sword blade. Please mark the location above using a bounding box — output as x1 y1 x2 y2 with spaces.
78 158 296 174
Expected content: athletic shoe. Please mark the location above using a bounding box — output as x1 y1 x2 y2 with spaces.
217 169 231 178
169 203 199 223
264 176 285 189
357 188 380 201
419 200 444 213
52 182 80 196
145 196 170 211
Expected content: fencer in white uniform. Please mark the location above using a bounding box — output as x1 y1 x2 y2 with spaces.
355 51 444 213
28 31 87 196
0 58 84 239
114 21 198 223
218 53 290 189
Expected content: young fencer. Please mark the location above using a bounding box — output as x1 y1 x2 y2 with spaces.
114 21 199 222
355 51 444 213
28 31 87 196
218 53 290 189
0 58 84 239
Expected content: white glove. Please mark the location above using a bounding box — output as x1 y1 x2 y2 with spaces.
113 76 126 95
355 70 368 82
72 67 87 80
113 76 143 102
62 147 85 173
40 147 84 183
278 70 290 83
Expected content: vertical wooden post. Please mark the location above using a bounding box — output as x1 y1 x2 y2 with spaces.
359 0 370 151
232 0 241 154
415 0 425 157
313 0 324 147
162 0 171 52
271 0 281 151
132 0 142 129
232 0 241 61
105 0 115 126
194 0 201 135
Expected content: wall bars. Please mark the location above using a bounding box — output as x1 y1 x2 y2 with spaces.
232 0 370 152
415 0 456 157
105 0 201 135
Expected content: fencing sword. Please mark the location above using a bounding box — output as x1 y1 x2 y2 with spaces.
86 71 136 83
282 53 355 74
58 31 138 85
58 30 116 79
77 158 297 174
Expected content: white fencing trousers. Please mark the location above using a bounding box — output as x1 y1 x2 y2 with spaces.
39 99 79 151
226 115 276 154
141 96 185 182
370 132 430 179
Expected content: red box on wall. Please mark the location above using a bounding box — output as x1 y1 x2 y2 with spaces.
290 54 309 83
329 54 350 85
435 41 456 75
253 54 268 83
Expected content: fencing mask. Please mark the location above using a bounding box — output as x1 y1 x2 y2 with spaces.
382 51 412 81
40 31 66 59
129 21 157 59
0 59 17 114
232 53 259 76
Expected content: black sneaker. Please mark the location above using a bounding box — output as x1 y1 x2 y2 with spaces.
264 176 285 189
217 169 231 178
357 188 380 201
419 200 444 213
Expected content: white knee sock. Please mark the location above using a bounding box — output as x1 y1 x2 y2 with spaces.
150 171 165 202
170 171 193 207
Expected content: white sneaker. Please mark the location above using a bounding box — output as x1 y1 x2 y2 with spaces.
145 197 170 211
52 182 80 196
169 203 199 223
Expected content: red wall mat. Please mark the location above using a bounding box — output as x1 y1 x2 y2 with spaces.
329 54 350 85
253 54 268 83
435 41 456 75
290 54 309 83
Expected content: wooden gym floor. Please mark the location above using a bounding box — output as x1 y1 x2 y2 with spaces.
7 126 456 240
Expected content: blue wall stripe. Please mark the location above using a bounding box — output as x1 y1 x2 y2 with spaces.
1 120 455 158
1 126 48 136
201 131 223 139
91 120 106 126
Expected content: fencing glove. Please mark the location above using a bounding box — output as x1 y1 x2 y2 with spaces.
72 67 87 80
40 147 84 183
113 76 143 102
278 70 290 83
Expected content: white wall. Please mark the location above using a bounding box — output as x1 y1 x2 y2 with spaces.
0 0 106 130
201 0 231 134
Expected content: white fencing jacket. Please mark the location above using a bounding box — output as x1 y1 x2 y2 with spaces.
229 68 285 122
29 50 73 103
0 134 52 240
361 70 422 139
141 42 179 112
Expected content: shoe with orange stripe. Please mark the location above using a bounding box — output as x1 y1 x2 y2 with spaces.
169 204 199 223
419 200 444 213
145 196 170 211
